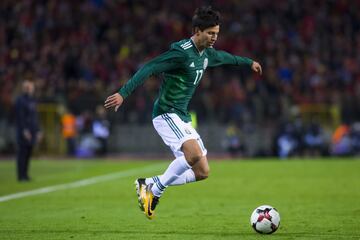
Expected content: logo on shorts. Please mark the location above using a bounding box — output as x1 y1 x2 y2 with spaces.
185 128 192 135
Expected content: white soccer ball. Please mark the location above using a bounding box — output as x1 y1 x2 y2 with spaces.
250 205 280 234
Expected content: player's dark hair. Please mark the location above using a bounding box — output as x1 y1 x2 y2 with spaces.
192 6 221 31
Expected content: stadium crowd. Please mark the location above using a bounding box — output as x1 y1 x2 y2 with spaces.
1 0 360 156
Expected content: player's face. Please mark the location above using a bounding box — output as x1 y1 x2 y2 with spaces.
199 25 219 48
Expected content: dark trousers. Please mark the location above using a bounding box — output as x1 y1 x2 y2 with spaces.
16 143 33 180
96 137 107 156
66 138 76 156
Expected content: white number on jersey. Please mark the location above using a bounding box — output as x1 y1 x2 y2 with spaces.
193 69 203 85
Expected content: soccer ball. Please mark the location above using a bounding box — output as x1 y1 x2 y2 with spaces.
250 205 280 234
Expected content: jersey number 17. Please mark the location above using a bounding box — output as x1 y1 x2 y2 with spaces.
193 70 204 85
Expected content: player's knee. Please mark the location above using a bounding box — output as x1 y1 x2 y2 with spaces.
182 139 204 166
196 166 210 181
186 153 203 166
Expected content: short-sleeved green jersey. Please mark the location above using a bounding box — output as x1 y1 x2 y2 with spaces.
119 38 253 122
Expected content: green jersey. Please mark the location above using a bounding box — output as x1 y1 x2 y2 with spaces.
118 38 253 122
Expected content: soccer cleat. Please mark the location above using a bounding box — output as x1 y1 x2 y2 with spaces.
134 178 146 211
143 184 160 220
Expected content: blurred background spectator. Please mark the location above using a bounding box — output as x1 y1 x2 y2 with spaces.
15 80 41 181
223 122 245 157
92 105 110 156
1 0 360 157
60 106 77 156
303 120 327 156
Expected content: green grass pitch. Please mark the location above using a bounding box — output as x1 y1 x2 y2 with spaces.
0 158 359 239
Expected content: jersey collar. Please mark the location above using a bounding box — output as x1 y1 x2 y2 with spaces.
190 37 204 56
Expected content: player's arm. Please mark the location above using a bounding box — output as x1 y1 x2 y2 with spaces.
104 49 185 111
208 49 262 75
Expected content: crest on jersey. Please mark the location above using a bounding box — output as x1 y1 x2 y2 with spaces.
203 58 208 69
185 128 192 135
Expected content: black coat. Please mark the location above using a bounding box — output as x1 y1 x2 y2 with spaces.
15 94 40 145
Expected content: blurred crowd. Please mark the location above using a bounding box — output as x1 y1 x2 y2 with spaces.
223 119 360 158
1 0 360 156
273 119 360 158
60 105 110 157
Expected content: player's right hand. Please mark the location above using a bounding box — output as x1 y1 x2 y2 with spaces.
104 93 124 112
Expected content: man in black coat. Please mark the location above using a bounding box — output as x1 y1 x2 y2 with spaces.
15 80 41 182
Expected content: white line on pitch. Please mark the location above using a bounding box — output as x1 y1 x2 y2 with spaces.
0 163 165 203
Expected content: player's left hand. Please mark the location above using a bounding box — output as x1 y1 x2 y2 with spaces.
251 61 262 75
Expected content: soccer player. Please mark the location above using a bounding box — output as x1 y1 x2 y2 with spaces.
104 6 262 219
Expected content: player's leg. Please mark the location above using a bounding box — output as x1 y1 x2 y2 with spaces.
140 113 207 219
143 154 192 219
150 138 202 196
145 152 209 185
146 168 195 186
191 154 210 181
145 139 202 187
182 139 209 181
145 119 207 186
143 139 206 219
